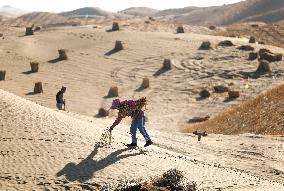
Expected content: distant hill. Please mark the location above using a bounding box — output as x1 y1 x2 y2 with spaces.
153 0 284 26
7 12 69 27
119 7 159 17
59 7 115 18
0 5 27 17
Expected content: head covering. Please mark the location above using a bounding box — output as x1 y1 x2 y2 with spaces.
110 99 121 109
61 86 66 91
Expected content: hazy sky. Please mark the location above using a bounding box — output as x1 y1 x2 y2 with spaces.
0 0 244 12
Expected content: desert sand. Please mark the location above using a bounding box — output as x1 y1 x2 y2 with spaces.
0 23 284 190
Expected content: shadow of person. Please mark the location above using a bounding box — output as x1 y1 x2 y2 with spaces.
56 143 143 183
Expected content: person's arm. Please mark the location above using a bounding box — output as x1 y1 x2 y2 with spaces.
110 112 123 130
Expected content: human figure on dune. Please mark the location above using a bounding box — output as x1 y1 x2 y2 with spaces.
56 86 66 110
109 97 153 147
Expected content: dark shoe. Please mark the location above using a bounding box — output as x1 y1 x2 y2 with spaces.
126 143 137 147
144 140 153 147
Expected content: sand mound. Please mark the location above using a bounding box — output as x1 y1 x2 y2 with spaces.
1 89 283 190
184 84 284 135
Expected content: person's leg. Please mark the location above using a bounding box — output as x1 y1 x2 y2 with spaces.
137 115 151 142
56 103 63 110
130 119 138 145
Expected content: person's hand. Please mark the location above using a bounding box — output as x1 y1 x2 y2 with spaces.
109 125 115 131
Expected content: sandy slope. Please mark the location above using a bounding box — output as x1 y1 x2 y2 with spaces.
0 89 284 190
0 25 284 133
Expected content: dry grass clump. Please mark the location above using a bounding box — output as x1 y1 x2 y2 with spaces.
97 108 109 117
259 49 282 62
102 169 196 191
198 41 212 50
34 82 43 94
25 27 34 36
0 70 6 81
228 90 240 99
163 59 172 70
58 49 68 60
214 85 229 93
256 60 271 74
112 22 120 31
183 84 284 135
218 40 234 47
107 86 118 98
176 26 185 33
248 52 258 60
237 45 254 51
249 36 256 43
30 62 39 73
199 89 210 98
140 77 150 89
115 41 124 51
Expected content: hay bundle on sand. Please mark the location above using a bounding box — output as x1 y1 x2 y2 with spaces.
228 90 240 99
0 70 6 81
256 60 271 74
259 49 282 62
198 41 212 50
34 82 43 94
176 26 184 33
107 86 118 97
30 62 39 73
214 85 229 93
112 22 120 31
140 77 150 89
248 52 258 60
115 41 124 51
98 108 109 117
237 45 254 51
218 40 234 47
58 49 68 60
25 27 34 36
200 89 210 98
249 36 256 43
163 59 172 70
104 169 197 191
209 25 216 30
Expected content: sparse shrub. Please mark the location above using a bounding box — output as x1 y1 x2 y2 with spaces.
98 108 109 117
249 36 256 43
30 62 39 73
163 59 172 70
199 89 210 98
0 70 6 81
34 82 43 93
140 77 150 89
112 22 120 31
25 27 34 36
199 41 212 50
256 60 271 73
107 86 119 97
237 45 254 51
218 40 234 47
176 26 184 34
228 90 240 99
115 41 124 51
248 52 258 60
58 49 68 60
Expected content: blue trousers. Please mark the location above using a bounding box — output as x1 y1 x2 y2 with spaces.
130 115 151 144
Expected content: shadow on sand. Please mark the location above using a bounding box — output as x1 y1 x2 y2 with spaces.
22 71 35 75
153 67 170 77
48 58 63 64
104 49 121 56
56 143 143 183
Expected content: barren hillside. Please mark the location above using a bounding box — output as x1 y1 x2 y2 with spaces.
184 84 284 135
119 7 159 17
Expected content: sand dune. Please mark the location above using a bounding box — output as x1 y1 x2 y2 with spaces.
1 89 284 190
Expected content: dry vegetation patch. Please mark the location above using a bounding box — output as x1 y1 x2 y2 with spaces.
183 84 284 135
